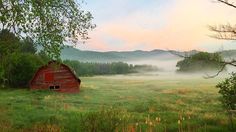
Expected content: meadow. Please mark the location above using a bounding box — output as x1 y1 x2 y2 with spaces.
0 73 234 132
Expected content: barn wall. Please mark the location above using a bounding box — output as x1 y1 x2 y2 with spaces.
30 63 80 93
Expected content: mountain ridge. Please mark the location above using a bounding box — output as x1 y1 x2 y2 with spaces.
61 47 182 62
61 46 236 63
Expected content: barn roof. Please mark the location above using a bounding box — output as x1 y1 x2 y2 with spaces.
29 61 79 86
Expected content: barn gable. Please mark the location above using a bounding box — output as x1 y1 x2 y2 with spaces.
30 61 80 93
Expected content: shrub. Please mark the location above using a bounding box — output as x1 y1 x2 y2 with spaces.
216 73 236 131
4 53 44 88
176 52 224 72
216 73 236 110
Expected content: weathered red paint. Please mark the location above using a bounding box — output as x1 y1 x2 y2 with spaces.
30 61 80 93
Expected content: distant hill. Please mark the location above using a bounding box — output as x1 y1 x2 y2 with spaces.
60 47 236 71
61 47 236 62
61 46 184 62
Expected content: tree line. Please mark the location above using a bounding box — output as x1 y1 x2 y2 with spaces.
0 30 49 88
0 30 158 88
64 60 159 77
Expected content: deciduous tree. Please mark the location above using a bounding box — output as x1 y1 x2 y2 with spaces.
0 0 95 59
176 52 224 72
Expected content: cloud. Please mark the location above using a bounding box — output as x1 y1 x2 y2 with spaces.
82 0 236 51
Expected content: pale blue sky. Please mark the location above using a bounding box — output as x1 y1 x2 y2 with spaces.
77 0 236 52
83 0 174 24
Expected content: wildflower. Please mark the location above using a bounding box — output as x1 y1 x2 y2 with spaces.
145 120 148 124
182 117 185 121
149 122 153 126
136 123 139 126
178 120 181 125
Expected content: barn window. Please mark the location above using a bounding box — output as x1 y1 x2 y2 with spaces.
55 86 60 89
49 86 54 90
49 86 60 90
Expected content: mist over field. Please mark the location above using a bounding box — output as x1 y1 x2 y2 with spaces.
126 56 181 72
62 47 181 72
2 0 236 131
61 47 236 78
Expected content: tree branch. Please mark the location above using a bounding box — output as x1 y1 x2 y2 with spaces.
209 24 236 40
217 0 236 8
204 60 236 78
205 0 236 78
204 63 227 78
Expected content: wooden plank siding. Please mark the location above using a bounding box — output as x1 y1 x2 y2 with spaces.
30 61 80 93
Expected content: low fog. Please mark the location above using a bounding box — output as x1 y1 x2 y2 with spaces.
127 59 179 72
125 57 233 79
126 51 182 72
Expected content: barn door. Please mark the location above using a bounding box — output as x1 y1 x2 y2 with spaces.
45 73 54 82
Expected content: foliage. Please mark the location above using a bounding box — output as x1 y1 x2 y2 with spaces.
63 60 158 76
0 30 45 88
0 29 37 56
133 65 159 73
38 50 51 64
176 52 224 72
20 37 37 54
64 60 132 76
3 53 44 87
0 29 20 58
0 65 4 86
216 73 236 110
0 0 95 59
216 73 236 131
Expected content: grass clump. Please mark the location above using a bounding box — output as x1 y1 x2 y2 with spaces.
78 107 131 132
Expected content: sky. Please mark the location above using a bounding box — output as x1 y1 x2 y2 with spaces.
77 0 236 52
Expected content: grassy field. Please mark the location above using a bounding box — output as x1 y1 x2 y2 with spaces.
0 74 234 131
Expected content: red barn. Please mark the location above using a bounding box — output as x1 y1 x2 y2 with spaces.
30 61 80 93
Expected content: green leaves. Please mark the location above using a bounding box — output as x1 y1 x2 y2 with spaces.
0 0 95 60
0 29 20 57
216 73 236 110
176 52 224 72
4 52 44 87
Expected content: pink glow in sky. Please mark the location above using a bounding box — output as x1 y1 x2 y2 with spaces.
77 0 236 51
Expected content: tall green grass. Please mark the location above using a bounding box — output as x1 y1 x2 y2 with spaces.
0 75 234 131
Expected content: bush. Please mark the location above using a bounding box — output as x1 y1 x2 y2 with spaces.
216 73 236 110
176 52 224 72
216 73 236 131
4 53 44 88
